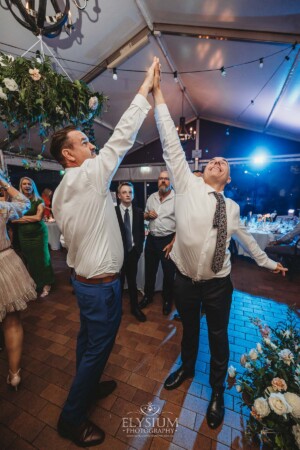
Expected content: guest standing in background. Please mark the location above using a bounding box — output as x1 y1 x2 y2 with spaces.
0 172 36 391
139 170 176 315
12 177 54 298
41 188 53 219
115 182 146 322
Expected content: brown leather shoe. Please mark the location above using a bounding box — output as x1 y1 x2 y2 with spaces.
57 416 105 447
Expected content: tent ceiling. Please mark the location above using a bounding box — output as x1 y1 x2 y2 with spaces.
0 0 300 160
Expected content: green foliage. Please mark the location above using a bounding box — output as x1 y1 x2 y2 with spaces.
0 52 107 153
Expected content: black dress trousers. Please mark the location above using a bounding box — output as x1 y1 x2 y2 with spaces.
174 271 233 388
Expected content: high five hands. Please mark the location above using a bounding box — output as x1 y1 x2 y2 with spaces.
139 57 160 97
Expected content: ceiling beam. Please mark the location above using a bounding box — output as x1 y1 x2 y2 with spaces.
135 0 198 116
153 23 300 45
263 48 300 132
81 27 150 84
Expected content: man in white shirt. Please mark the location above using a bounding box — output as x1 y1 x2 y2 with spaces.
152 69 287 430
139 171 176 315
50 57 158 447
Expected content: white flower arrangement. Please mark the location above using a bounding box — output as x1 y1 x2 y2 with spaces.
228 309 300 449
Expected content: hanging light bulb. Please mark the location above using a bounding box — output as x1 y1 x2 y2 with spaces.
112 68 118 80
220 67 226 77
259 58 264 69
173 71 178 83
177 89 196 142
35 50 42 64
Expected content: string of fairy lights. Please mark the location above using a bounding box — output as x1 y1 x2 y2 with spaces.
0 40 298 121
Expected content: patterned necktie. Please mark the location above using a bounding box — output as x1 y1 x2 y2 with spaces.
124 208 132 252
211 192 227 274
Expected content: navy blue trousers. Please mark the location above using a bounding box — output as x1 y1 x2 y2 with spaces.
61 277 122 425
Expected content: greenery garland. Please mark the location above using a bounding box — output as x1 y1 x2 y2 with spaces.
0 52 106 162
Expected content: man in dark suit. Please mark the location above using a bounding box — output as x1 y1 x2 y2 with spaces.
115 182 146 322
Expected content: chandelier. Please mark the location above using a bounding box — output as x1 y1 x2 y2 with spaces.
5 1 89 38
176 89 196 142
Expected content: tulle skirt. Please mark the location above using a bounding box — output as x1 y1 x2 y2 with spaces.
0 248 37 322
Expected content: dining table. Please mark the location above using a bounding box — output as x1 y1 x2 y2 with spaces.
45 221 61 251
234 229 275 256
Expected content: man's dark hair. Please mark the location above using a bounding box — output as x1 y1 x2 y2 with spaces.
50 125 77 166
117 182 134 194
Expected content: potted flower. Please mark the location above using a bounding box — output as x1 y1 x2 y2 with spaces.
228 308 300 449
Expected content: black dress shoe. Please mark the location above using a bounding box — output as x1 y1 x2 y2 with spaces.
57 417 105 447
138 296 153 309
173 312 182 321
206 388 225 429
162 301 172 315
95 380 117 399
164 367 194 390
131 307 147 322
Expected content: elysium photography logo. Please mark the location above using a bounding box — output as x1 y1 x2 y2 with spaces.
121 402 178 437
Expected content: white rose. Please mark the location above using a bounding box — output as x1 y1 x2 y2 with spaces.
279 349 294 366
264 338 271 346
235 384 242 393
284 392 300 418
3 77 18 91
55 106 64 116
292 424 300 449
89 96 98 111
268 393 292 416
0 87 7 100
256 343 263 353
249 349 258 360
245 362 252 369
270 342 277 350
227 365 236 378
253 397 270 418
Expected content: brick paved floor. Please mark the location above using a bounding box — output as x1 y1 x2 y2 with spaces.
0 251 299 450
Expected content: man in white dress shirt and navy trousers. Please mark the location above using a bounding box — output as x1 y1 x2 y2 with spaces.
152 68 287 430
50 58 159 447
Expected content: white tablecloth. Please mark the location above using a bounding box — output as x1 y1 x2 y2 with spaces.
46 222 61 251
235 230 275 256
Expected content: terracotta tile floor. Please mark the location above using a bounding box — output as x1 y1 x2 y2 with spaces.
0 251 299 450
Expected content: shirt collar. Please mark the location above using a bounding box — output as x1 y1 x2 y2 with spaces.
120 203 132 212
154 189 174 201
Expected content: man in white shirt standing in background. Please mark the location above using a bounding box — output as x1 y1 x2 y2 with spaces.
50 57 159 448
139 170 176 315
151 67 287 430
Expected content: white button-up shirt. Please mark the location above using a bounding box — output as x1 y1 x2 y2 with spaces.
154 103 277 281
145 190 176 237
52 94 151 278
